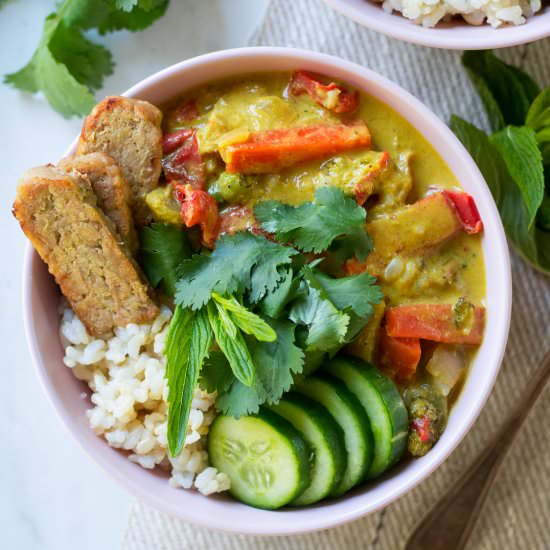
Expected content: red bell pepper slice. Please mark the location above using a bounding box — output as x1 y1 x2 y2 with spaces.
162 129 205 188
289 70 359 113
173 99 200 124
442 190 483 234
174 184 219 248
412 415 432 443
378 325 421 383
385 303 485 345
222 121 371 174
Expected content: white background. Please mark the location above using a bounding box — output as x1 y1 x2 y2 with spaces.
0 1 268 548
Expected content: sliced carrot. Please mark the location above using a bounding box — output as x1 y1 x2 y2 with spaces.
378 325 421 383
385 303 485 345
442 190 483 234
288 70 359 113
221 121 371 174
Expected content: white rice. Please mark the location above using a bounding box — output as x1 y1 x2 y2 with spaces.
59 304 230 496
376 0 541 27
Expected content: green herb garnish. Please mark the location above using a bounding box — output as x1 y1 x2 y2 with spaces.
4 0 168 117
162 188 382 455
254 186 372 260
139 223 191 296
451 51 550 273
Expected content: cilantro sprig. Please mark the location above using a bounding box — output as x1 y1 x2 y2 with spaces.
450 51 550 273
154 187 382 455
4 0 168 117
254 186 372 261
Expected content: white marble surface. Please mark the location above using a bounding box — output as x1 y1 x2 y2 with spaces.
0 1 268 548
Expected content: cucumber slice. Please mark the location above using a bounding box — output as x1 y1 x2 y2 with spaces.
296 373 374 496
269 392 347 506
324 356 408 479
208 408 310 509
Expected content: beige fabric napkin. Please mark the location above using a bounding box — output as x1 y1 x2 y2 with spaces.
122 2 550 548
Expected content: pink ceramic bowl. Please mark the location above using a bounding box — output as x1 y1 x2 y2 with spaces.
323 0 550 49
23 48 511 535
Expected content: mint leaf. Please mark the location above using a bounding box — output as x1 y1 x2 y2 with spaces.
207 301 255 387
490 126 544 229
211 293 277 342
175 232 297 310
527 87 550 132
289 266 349 352
254 186 371 260
451 116 550 271
139 224 191 296
462 51 540 128
165 306 212 456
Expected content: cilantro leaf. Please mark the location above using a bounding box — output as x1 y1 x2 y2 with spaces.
490 126 544 229
289 266 350 352
4 0 169 117
199 352 233 395
258 268 300 319
97 0 168 33
216 319 304 417
207 302 255 387
175 232 296 310
165 306 212 456
211 293 277 342
139 224 191 296
250 319 304 403
254 186 371 261
216 379 265 418
314 269 383 318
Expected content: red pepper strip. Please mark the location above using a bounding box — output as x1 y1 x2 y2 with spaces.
222 121 371 174
385 304 485 345
162 129 194 155
162 129 205 188
412 415 432 443
442 190 483 234
174 99 200 124
174 184 219 248
378 325 421 383
289 70 360 113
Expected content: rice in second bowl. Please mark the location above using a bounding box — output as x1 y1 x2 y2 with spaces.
376 0 542 27
60 304 230 496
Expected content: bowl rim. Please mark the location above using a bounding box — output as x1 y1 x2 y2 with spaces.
22 46 512 535
322 0 550 50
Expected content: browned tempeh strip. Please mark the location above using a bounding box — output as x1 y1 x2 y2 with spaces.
76 96 163 225
13 166 158 337
58 153 139 255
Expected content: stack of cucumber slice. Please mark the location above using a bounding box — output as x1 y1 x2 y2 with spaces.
208 356 409 509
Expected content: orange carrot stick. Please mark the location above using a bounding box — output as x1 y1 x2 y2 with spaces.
221 121 371 174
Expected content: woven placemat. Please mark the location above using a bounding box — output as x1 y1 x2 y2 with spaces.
122 2 550 548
